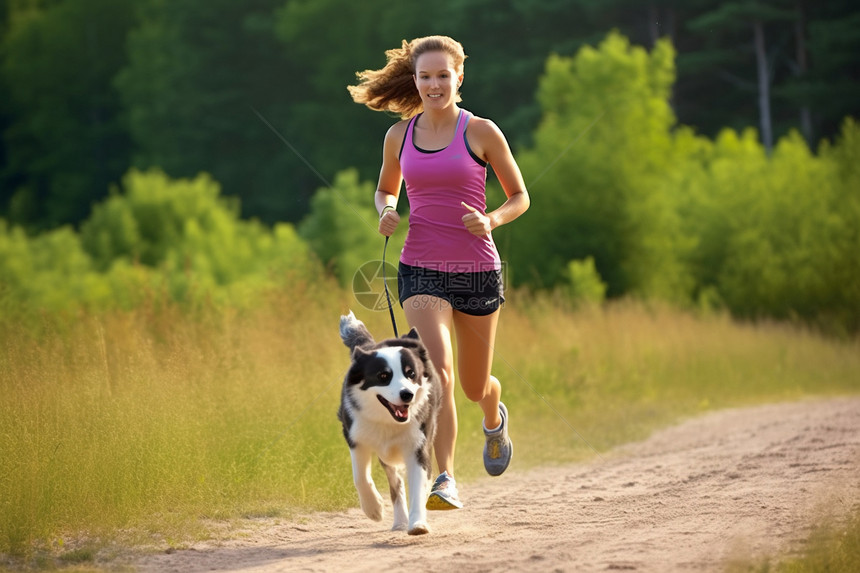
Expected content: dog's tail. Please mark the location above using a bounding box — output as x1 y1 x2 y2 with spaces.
339 310 375 352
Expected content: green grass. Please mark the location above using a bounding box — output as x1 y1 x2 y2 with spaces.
465 295 860 476
726 511 860 572
1 289 858 568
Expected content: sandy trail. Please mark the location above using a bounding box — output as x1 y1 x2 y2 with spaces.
134 397 860 572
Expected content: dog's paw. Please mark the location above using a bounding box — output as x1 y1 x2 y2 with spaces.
391 520 408 532
359 491 384 522
407 521 430 536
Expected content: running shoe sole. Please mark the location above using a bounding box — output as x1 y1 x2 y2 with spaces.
426 491 463 510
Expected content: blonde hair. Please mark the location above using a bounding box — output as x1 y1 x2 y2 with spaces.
348 36 467 119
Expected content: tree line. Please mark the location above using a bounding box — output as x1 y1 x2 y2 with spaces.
0 1 858 334
1 0 857 229
504 33 859 335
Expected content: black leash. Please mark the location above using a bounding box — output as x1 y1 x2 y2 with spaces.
382 236 399 338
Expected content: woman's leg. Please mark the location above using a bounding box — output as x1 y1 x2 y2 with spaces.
452 309 502 429
403 295 457 476
453 308 512 476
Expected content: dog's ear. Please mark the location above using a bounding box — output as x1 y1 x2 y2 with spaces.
410 342 433 374
346 347 373 386
403 327 421 341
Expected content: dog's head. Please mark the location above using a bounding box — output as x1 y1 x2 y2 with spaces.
344 328 434 424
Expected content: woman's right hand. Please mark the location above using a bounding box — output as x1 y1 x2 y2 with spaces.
378 208 400 236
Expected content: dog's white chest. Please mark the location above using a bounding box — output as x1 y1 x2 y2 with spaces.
349 418 423 466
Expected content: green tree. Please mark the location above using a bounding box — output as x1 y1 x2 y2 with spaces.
116 0 306 223
798 2 860 141
505 32 693 300
298 168 406 287
817 118 860 333
80 168 315 303
710 130 833 319
273 0 416 209
687 1 796 153
675 0 859 148
0 219 103 312
1 167 320 315
676 119 860 334
562 257 607 308
0 0 137 227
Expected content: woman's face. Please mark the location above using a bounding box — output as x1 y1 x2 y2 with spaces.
413 51 462 111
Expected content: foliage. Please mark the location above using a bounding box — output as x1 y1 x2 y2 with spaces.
0 220 107 313
673 119 860 334
273 0 419 191
562 257 607 308
0 168 320 316
496 31 860 334
114 0 304 221
3 1 859 228
0 0 136 228
817 118 860 333
298 168 408 287
508 32 694 301
3 23 858 333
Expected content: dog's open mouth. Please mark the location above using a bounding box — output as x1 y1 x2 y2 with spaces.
377 395 409 422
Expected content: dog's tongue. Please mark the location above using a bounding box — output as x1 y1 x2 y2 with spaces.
394 405 408 420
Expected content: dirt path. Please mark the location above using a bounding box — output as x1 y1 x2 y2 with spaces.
134 397 860 572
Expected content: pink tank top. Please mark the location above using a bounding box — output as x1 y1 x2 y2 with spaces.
399 109 501 272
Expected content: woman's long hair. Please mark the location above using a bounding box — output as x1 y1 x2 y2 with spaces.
348 36 466 119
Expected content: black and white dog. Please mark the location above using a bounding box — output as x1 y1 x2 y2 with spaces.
338 311 440 535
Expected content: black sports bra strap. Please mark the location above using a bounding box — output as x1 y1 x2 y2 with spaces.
399 114 420 160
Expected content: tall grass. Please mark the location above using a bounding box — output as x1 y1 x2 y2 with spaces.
1 288 858 560
468 294 860 475
0 278 357 557
727 511 860 572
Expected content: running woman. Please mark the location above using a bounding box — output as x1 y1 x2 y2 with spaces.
348 35 530 509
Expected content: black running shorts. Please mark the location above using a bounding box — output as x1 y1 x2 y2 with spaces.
397 262 505 316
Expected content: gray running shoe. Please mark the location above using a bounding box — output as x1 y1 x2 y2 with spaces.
483 402 513 476
425 471 463 510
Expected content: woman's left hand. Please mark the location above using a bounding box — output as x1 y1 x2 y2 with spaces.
461 202 493 237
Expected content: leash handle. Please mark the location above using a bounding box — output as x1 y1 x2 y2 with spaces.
382 236 399 338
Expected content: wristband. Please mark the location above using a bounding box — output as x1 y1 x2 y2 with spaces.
380 205 396 219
